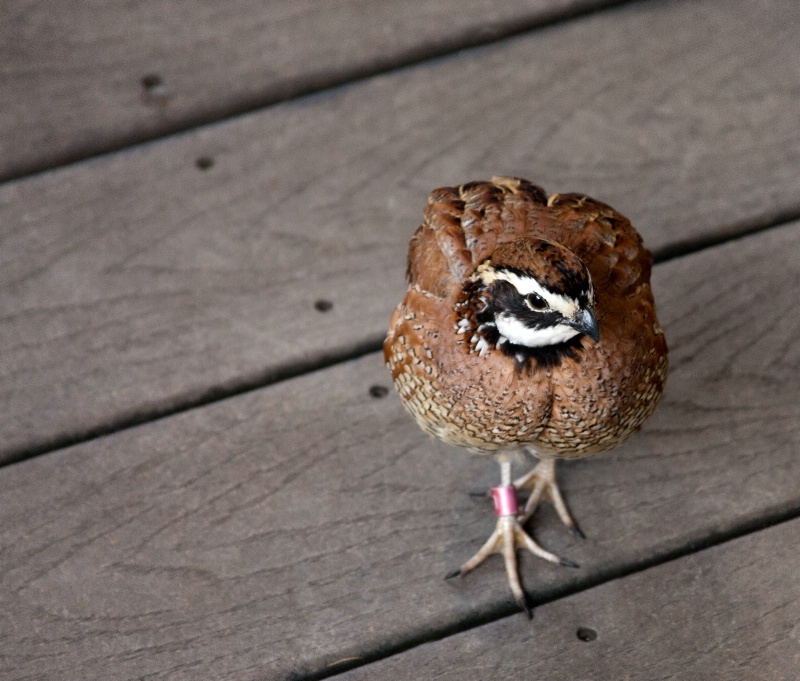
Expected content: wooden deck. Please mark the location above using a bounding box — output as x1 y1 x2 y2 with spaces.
2 1 799 679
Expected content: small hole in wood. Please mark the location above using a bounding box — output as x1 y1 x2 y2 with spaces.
195 156 214 170
576 627 597 642
140 74 170 107
141 73 163 90
369 385 388 398
314 299 333 312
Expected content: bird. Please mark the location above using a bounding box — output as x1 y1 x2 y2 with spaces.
384 176 668 616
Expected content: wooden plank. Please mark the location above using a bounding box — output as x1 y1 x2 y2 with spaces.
1 221 799 680
0 0 603 181
3 0 800 462
339 519 800 681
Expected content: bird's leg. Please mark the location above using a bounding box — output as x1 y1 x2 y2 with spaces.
515 456 583 538
447 458 577 618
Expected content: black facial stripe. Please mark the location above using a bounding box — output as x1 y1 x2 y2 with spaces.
519 310 563 330
488 280 565 330
457 276 587 371
499 265 591 307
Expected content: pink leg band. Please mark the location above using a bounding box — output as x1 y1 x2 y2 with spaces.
490 485 519 516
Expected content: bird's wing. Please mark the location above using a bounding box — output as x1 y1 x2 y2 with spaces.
538 192 667 374
406 177 549 297
405 177 655 312
539 192 654 302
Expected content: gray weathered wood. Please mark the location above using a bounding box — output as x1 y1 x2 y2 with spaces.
1 221 799 679
340 518 800 681
3 0 800 461
0 0 603 181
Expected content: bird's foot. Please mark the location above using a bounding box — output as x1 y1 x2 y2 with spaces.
514 458 584 538
446 485 578 618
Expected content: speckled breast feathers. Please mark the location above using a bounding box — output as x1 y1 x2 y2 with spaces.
385 177 667 457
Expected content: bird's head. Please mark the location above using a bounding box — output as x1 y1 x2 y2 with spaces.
458 238 599 363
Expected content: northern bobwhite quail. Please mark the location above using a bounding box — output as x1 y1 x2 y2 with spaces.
385 176 668 616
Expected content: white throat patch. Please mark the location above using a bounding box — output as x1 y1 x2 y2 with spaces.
495 313 580 348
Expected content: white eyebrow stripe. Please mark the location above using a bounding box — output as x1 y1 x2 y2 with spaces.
493 270 579 317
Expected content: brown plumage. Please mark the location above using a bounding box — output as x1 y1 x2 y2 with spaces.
385 176 668 616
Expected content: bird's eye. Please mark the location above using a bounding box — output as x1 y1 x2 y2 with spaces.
526 292 548 310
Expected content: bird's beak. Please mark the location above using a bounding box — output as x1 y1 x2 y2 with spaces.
567 308 600 342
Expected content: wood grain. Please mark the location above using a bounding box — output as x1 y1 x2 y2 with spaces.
2 220 799 679
3 0 800 461
340 518 800 681
0 0 602 181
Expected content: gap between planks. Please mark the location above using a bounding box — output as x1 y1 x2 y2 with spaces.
295 498 800 680
2 0 636 185
3 217 799 679
331 518 800 680
3 208 798 470
4 0 798 467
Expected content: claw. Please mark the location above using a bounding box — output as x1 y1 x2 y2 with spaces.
518 595 533 619
570 522 586 540
454 499 571 617
452 459 578 618
559 557 580 569
515 457 581 535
